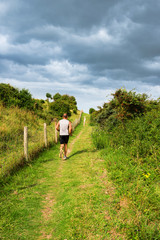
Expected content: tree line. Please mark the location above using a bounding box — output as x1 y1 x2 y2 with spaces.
0 83 78 123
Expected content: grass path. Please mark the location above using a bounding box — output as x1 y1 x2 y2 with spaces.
0 115 126 240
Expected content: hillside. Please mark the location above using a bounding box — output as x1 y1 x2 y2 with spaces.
0 84 81 178
90 89 160 239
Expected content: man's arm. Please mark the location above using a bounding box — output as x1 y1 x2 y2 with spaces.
56 121 60 131
69 122 72 135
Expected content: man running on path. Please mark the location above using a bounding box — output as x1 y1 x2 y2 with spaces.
56 113 72 160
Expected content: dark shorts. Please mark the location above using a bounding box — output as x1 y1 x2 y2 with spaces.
60 135 69 144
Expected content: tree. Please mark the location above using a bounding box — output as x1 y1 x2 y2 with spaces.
46 93 52 102
110 89 148 121
0 83 19 107
49 100 71 117
89 108 95 114
0 83 34 110
53 93 61 101
18 89 34 110
70 96 77 106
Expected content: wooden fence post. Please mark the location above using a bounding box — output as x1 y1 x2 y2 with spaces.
54 120 58 143
72 123 75 132
75 119 77 127
83 117 86 126
24 126 28 161
44 123 47 147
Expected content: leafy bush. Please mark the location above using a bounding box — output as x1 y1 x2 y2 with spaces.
89 108 95 114
18 89 34 110
0 83 34 110
53 92 61 101
49 100 71 117
110 88 148 121
46 93 52 101
90 89 159 127
91 89 160 239
92 109 160 159
0 83 19 107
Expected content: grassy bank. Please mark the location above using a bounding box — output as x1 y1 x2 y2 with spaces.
92 110 160 239
0 104 81 178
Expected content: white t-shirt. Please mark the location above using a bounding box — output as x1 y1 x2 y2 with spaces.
59 119 69 135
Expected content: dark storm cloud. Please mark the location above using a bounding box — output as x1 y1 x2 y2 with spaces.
0 0 160 111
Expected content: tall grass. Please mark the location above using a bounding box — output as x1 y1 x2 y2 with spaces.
0 105 82 178
92 110 160 239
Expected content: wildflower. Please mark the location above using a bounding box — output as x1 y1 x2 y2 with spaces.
143 173 151 178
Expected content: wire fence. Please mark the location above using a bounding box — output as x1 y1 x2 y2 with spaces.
0 109 83 178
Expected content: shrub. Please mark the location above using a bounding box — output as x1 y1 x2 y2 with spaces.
0 83 34 110
18 89 34 110
53 93 61 101
49 100 71 117
89 108 95 114
110 88 148 121
91 91 160 239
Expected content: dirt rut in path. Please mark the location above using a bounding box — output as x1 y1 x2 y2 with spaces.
67 130 83 155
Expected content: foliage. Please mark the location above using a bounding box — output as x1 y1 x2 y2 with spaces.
45 92 78 116
0 84 78 122
49 99 71 117
90 88 158 127
52 93 77 115
90 89 160 130
0 83 19 106
110 88 148 121
61 94 77 113
53 92 61 101
0 83 35 110
91 89 160 239
0 83 80 177
18 89 34 110
89 108 95 114
46 93 52 101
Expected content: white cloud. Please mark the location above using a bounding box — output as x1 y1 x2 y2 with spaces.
76 27 114 44
26 24 117 46
0 35 62 58
144 57 160 70
43 60 88 80
0 34 10 54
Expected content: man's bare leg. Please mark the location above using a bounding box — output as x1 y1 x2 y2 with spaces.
59 144 64 158
64 144 68 158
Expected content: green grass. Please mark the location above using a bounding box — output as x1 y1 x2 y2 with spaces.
92 110 160 239
0 114 124 240
0 105 81 178
100 147 160 239
69 110 81 122
1 114 159 239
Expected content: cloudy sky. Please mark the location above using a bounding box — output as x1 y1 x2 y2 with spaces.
0 0 160 112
